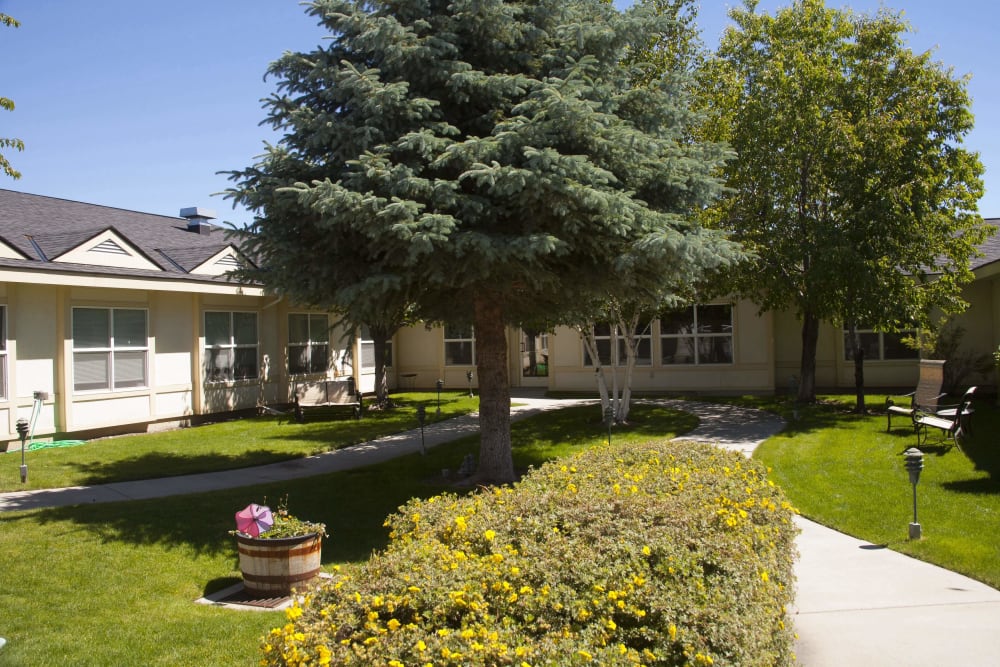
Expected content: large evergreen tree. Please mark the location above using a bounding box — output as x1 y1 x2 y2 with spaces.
702 0 989 404
227 0 735 482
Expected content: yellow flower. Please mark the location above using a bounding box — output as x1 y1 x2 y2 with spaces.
285 605 303 620
761 571 770 583
387 618 401 631
417 640 427 652
642 545 651 556
578 649 593 660
484 529 496 541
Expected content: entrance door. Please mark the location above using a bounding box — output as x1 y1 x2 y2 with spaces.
518 329 549 387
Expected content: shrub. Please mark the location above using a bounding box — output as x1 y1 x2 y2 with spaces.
262 441 799 666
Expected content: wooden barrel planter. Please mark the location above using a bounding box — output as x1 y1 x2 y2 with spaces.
236 532 322 597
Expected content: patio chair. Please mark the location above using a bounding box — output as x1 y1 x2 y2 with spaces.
885 359 946 431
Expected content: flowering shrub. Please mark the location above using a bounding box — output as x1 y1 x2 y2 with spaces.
262 441 798 666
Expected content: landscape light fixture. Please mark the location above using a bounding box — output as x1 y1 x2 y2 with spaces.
435 379 444 415
904 447 925 540
16 418 29 483
416 404 427 455
466 370 474 397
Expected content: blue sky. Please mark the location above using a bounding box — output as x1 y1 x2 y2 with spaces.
1 1 996 227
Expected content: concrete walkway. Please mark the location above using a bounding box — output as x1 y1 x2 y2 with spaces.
3 396 1000 665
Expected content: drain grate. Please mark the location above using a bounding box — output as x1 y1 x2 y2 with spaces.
214 587 291 609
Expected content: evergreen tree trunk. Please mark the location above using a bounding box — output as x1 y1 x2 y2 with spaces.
473 295 515 484
372 337 390 409
797 312 820 403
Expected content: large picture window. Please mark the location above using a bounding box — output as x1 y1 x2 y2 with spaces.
661 304 733 365
843 326 918 361
583 322 652 366
205 311 258 382
444 325 475 365
288 314 329 375
72 307 148 392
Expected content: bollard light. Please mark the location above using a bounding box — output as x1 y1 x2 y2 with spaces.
903 447 924 539
466 370 474 397
435 379 444 415
416 404 427 455
604 405 615 447
16 418 29 484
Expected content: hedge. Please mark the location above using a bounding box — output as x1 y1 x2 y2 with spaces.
262 440 799 666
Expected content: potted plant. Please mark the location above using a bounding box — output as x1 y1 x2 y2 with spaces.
231 497 327 597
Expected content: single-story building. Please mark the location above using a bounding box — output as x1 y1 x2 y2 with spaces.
1 189 997 446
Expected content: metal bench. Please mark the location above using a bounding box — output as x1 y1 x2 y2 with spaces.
886 359 946 431
293 378 363 422
912 386 976 449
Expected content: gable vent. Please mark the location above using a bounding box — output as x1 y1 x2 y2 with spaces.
215 254 241 268
90 238 130 256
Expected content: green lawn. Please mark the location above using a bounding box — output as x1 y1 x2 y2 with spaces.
0 401 695 666
2 392 998 665
751 393 1000 589
0 392 479 492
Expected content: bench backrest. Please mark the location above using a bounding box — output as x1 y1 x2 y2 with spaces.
295 378 357 404
913 359 945 411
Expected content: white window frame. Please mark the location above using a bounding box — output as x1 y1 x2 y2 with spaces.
660 304 734 366
843 325 918 361
72 307 149 392
0 305 7 400
583 322 652 367
444 325 475 366
204 311 259 383
288 313 330 376
359 327 393 371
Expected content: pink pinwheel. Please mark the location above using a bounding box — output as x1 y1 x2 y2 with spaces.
235 503 274 537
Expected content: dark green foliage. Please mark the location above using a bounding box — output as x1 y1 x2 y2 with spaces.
225 0 738 481
702 0 990 403
264 440 798 666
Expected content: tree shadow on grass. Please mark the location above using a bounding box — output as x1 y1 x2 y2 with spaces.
67 449 306 486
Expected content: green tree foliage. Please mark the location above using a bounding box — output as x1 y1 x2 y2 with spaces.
226 0 736 482
702 0 989 404
1 13 23 180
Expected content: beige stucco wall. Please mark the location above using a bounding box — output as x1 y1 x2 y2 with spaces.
542 301 775 394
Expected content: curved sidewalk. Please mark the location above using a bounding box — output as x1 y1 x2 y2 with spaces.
2 397 999 664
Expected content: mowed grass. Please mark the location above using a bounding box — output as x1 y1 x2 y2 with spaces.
0 402 695 666
751 393 1000 589
0 392 479 491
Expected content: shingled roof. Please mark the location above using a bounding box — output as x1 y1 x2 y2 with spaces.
0 189 253 282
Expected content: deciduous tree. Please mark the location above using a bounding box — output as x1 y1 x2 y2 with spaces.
1 13 23 180
703 0 989 405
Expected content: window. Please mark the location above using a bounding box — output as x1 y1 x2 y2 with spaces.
0 306 7 400
288 314 329 375
360 327 393 370
204 311 258 382
72 307 148 391
583 322 652 366
661 304 733 365
444 325 475 365
843 326 918 361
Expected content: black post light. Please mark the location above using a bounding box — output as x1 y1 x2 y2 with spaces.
904 447 925 540
604 405 615 447
466 370 474 397
16 418 29 483
435 379 444 415
416 404 427 455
